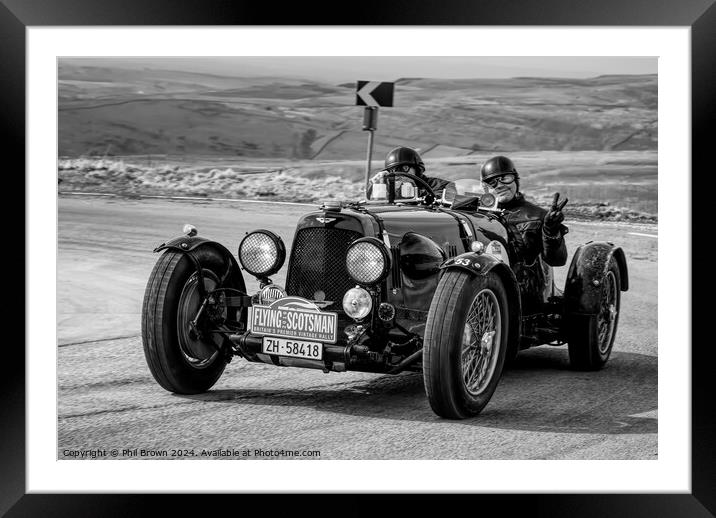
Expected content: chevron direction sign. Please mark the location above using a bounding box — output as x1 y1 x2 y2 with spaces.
355 81 394 107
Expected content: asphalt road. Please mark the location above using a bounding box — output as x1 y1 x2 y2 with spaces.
57 195 658 460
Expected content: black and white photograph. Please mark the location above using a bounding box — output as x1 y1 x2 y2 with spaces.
0 0 708 508
2 6 702 508
56 54 659 461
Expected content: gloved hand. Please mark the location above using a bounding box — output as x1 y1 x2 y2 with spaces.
370 170 389 184
543 192 568 235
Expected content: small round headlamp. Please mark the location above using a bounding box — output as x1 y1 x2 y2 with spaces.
238 230 286 278
343 287 373 320
346 237 391 286
471 241 485 254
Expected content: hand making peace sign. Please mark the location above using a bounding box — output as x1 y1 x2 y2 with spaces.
543 192 569 234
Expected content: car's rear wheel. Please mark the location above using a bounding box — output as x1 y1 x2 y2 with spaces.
423 269 509 419
141 250 229 394
567 256 621 370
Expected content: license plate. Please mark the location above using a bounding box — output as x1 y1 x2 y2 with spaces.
248 296 338 343
262 336 323 360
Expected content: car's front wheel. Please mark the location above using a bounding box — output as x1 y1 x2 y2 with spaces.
423 269 510 419
141 250 229 394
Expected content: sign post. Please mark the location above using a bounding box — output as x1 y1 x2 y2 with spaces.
356 81 394 196
362 107 378 194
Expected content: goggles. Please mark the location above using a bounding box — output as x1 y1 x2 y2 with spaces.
484 173 516 188
388 164 414 173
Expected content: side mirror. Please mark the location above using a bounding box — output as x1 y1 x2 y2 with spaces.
479 192 499 209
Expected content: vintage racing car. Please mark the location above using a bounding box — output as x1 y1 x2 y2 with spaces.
141 172 628 419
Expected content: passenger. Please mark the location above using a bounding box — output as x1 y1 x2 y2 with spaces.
480 155 568 267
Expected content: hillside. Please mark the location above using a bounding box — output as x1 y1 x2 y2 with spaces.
58 63 657 159
58 150 657 222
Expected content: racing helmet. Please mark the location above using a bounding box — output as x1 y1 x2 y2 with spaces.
480 155 520 189
385 146 425 174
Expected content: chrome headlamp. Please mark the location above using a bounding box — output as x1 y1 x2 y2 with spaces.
343 287 373 320
238 230 286 278
346 237 391 286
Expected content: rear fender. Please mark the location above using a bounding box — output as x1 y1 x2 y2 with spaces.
440 252 522 354
564 241 628 315
154 236 246 293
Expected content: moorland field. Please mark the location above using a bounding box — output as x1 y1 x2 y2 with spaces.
58 61 657 221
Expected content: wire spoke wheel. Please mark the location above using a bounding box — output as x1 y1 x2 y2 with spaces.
423 269 509 419
461 289 501 396
597 270 618 354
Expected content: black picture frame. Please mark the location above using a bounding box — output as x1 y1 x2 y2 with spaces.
5 0 711 515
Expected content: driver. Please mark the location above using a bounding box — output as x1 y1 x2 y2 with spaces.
369 146 451 198
480 155 568 267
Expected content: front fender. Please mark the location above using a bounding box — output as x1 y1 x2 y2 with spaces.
154 235 246 292
564 241 628 314
440 253 520 305
441 252 500 277
154 235 213 253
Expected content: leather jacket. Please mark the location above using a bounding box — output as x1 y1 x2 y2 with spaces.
499 192 568 267
419 174 452 197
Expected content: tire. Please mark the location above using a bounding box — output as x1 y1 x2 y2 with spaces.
141 250 229 394
567 256 621 370
423 269 510 419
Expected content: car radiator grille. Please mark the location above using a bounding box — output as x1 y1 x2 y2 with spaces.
286 227 363 308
